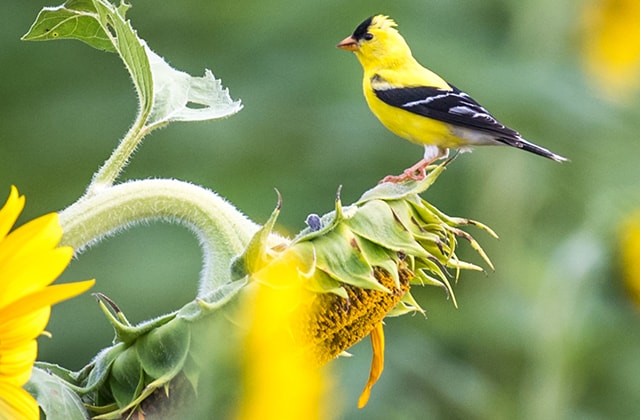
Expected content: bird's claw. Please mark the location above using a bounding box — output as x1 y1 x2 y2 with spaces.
379 160 429 184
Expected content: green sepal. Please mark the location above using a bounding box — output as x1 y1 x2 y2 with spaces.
26 366 90 420
387 200 443 244
181 354 202 397
313 224 389 293
79 342 127 395
96 294 177 344
230 193 281 280
445 225 495 271
109 346 145 408
345 199 430 259
415 266 458 308
178 279 247 321
421 199 499 238
295 188 350 243
287 242 349 298
386 291 425 317
136 318 191 381
354 236 400 288
296 246 349 298
357 159 449 203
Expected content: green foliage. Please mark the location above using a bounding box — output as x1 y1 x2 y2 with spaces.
23 0 242 194
23 0 243 127
21 0 115 51
25 367 89 420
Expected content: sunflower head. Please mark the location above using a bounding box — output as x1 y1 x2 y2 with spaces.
232 162 496 406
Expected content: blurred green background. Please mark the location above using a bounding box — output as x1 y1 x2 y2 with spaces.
2 0 640 418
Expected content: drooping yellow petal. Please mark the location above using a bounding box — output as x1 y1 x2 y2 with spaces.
0 247 73 308
357 321 385 409
0 280 95 323
0 213 63 271
0 380 39 420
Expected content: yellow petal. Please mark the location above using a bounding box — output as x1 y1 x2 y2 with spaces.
241 250 324 420
0 380 39 420
0 247 73 308
0 308 50 348
0 280 94 323
0 340 37 387
0 186 25 241
0 213 63 269
357 321 385 409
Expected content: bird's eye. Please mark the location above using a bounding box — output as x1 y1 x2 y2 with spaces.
363 33 374 40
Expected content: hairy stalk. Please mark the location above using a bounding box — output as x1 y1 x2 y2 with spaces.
59 179 262 294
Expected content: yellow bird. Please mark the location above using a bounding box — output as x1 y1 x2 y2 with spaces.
338 15 567 183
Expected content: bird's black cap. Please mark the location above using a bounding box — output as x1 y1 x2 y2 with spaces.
352 16 374 41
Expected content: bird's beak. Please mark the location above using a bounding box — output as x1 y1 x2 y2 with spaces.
337 36 358 51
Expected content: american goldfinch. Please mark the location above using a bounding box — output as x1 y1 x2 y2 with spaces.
338 15 567 183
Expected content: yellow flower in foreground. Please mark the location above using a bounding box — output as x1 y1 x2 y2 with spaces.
240 249 325 420
620 212 640 307
582 0 640 102
0 186 95 419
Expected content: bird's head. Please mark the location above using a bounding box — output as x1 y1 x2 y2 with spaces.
337 15 412 68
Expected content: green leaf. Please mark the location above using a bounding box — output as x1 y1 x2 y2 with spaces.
34 361 80 387
91 0 153 117
24 0 241 131
146 47 243 125
21 0 115 52
26 367 90 420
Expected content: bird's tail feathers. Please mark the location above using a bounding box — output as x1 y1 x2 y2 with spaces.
499 136 568 163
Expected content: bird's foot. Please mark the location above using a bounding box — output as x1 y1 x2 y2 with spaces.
379 159 431 184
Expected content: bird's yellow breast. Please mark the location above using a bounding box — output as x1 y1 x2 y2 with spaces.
359 63 467 148
363 80 466 149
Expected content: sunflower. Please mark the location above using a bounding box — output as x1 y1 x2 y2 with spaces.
234 164 495 410
0 186 95 419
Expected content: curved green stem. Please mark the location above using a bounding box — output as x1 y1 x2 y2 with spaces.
59 179 260 295
86 115 161 196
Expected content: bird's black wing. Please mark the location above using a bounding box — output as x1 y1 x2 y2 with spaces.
373 84 520 139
